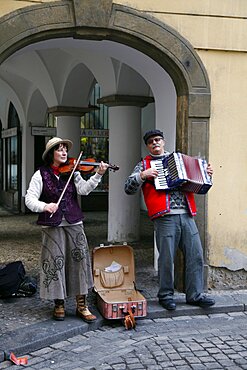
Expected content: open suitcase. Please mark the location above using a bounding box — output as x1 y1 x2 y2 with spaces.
92 244 147 320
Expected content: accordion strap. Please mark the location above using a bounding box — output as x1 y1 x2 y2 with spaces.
145 178 155 186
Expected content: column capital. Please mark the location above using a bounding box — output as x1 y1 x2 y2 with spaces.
47 105 99 117
97 95 154 108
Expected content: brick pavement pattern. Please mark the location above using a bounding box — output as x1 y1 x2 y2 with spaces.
1 209 247 369
1 312 247 369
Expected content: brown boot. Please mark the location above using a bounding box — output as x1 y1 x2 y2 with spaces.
53 299 65 321
76 295 97 323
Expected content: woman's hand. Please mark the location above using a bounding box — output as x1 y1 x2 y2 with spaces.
96 161 109 176
44 202 58 214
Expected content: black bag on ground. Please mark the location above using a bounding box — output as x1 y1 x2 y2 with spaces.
16 275 37 297
0 261 26 297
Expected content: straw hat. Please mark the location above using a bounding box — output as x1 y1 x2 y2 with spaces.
42 137 73 160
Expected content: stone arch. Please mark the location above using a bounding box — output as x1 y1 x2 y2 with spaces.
0 0 211 281
0 1 210 150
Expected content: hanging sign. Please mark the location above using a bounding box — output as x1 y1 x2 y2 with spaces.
1 127 18 138
31 127 56 136
81 129 109 138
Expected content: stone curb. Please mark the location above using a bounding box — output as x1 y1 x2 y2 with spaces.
0 298 246 363
0 315 105 363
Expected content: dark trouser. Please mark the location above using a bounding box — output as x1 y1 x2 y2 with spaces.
153 214 204 302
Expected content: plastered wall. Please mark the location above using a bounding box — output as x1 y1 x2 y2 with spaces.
116 0 247 275
1 0 246 281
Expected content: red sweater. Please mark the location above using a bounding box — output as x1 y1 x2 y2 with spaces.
142 155 197 220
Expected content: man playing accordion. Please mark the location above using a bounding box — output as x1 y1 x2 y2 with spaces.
124 129 215 311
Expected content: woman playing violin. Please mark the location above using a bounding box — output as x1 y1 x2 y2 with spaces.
25 137 108 322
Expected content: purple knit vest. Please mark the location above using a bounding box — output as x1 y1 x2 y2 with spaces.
37 166 83 227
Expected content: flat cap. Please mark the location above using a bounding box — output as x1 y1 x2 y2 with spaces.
143 129 164 144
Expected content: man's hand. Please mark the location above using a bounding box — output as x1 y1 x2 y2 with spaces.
206 163 213 177
140 168 158 180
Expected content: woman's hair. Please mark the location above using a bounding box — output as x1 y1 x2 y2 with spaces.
44 144 68 166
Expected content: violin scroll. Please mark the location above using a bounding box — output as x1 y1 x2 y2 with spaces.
108 163 119 172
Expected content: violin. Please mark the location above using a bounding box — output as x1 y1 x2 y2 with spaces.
50 152 118 218
59 157 119 175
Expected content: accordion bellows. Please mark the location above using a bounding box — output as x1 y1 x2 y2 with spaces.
151 152 213 194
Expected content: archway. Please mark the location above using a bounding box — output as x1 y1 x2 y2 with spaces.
0 0 211 286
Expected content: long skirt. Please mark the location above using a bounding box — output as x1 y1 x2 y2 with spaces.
39 224 93 300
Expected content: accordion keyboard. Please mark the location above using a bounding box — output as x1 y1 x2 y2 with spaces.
150 159 169 190
149 153 212 194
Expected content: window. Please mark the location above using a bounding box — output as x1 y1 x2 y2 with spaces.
0 120 2 190
80 84 109 191
6 136 18 190
6 103 20 191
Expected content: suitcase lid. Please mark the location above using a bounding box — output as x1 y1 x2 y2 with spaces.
92 244 135 292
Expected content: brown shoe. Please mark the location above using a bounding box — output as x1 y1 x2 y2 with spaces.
76 295 97 323
53 299 65 321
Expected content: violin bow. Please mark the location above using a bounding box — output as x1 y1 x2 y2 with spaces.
50 151 83 218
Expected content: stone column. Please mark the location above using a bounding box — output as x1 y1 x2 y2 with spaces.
56 116 81 156
97 95 154 243
47 106 97 157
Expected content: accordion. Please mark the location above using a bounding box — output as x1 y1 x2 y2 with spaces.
150 152 212 194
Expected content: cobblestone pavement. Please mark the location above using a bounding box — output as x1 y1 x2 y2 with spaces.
1 209 247 369
1 312 247 369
